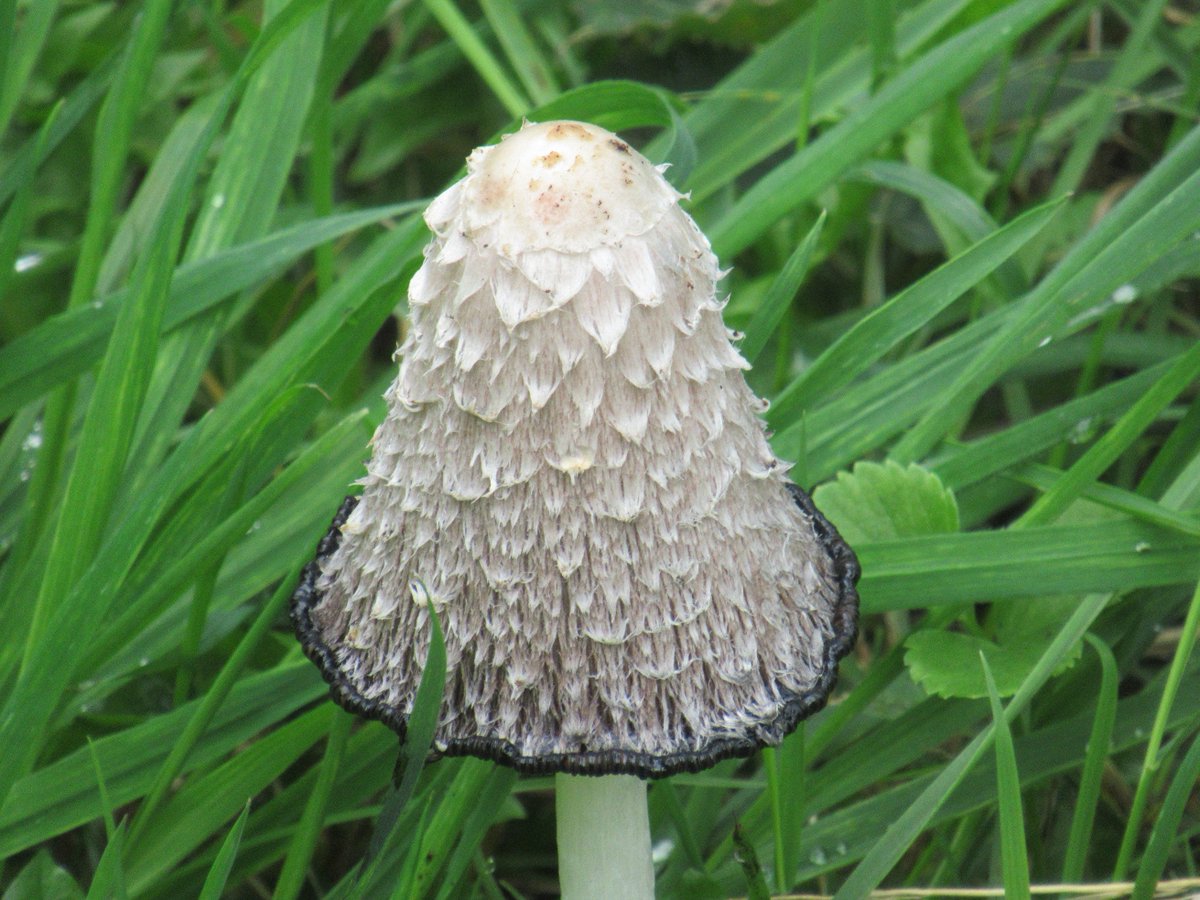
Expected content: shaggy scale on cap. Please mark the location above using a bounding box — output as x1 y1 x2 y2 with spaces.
292 120 859 779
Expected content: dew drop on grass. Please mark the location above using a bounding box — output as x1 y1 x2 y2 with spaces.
835 842 847 856
1134 542 1151 554
1068 418 1096 444
1111 284 1138 304
14 252 42 273
809 847 827 865
1037 335 1053 348
651 838 674 864
211 193 226 209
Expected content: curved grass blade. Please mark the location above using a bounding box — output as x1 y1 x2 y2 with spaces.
1062 634 1118 883
847 159 1027 297
981 653 1031 900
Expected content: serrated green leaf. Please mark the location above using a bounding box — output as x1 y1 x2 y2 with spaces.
906 595 1084 698
812 460 959 546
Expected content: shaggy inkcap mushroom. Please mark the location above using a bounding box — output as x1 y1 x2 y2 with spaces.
292 120 859 780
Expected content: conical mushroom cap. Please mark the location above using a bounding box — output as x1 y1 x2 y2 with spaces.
293 121 859 778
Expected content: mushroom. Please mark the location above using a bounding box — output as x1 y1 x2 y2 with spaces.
292 120 859 897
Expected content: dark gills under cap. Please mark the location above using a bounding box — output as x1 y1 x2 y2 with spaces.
291 121 860 780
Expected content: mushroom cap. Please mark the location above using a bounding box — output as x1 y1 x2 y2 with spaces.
292 120 859 779
457 120 677 255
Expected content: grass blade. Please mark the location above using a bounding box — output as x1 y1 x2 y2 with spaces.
741 212 825 365
981 653 1031 900
125 707 334 891
422 0 528 117
197 802 250 900
894 127 1200 462
768 196 1064 424
1017 340 1200 527
1062 634 1118 883
0 101 59 303
710 0 1069 257
932 363 1171 491
125 572 305 848
129 0 331 483
1131 728 1200 900
433 765 519 900
68 0 173 312
358 605 448 886
83 823 127 900
481 0 559 105
274 711 354 900
0 0 59 138
833 591 1111 898
0 666 323 857
0 203 420 421
1114 577 1200 878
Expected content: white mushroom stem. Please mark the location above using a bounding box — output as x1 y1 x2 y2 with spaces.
556 774 654 899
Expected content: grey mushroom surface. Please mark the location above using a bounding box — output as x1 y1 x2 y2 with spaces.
291 120 859 779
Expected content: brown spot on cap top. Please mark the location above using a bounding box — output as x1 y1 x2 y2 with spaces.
548 121 594 140
454 120 684 254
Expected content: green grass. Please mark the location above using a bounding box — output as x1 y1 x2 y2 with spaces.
1 1 1198 897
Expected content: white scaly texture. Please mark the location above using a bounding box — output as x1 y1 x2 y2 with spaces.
312 121 842 762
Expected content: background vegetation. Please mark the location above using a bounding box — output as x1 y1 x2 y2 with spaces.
0 0 1198 897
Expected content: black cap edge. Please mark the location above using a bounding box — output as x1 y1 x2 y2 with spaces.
291 485 860 780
